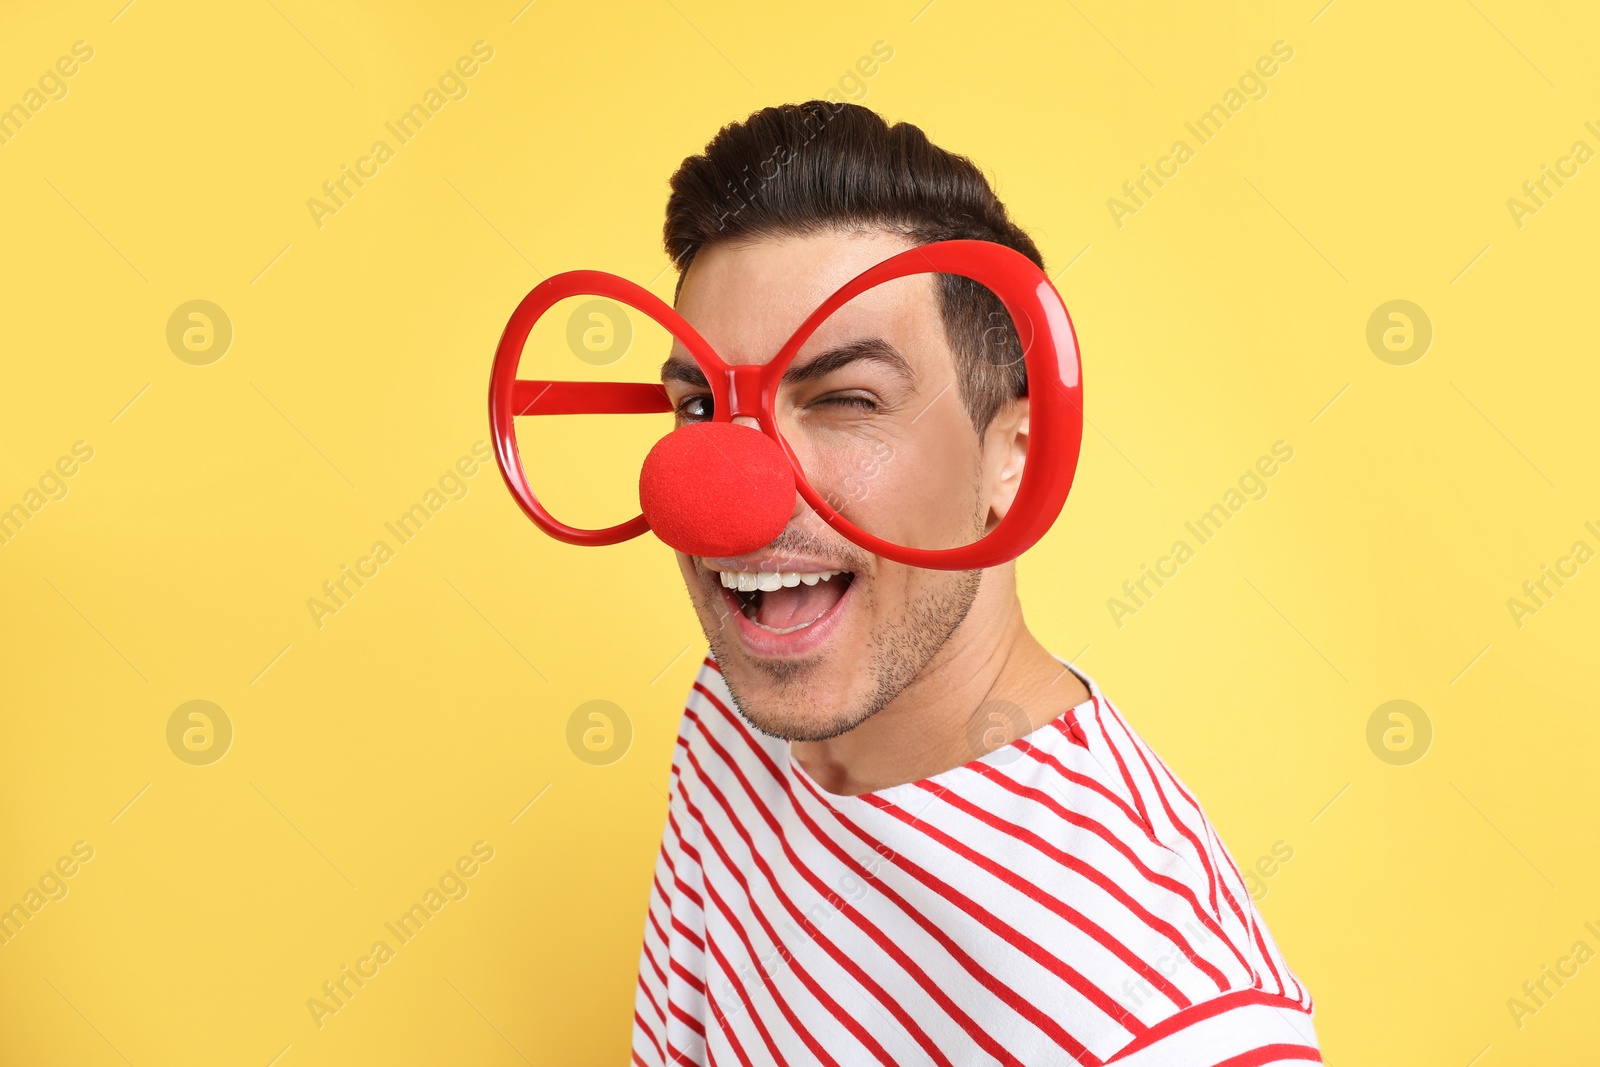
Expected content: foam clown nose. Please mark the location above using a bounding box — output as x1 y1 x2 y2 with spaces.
638 422 796 558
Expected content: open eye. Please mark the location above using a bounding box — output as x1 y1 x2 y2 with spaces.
676 394 714 422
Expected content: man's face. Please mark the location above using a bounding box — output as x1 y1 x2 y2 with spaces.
662 229 1015 742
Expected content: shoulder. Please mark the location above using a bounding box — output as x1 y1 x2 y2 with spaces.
1046 674 1320 1045
1057 682 1249 902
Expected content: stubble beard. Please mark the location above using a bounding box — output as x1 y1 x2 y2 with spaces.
699 565 984 744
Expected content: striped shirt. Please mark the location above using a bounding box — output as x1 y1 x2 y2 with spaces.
633 655 1320 1066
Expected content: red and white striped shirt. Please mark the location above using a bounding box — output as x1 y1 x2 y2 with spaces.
633 655 1320 1066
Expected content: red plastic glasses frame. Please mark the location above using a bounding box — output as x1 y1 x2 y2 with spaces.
488 239 1083 570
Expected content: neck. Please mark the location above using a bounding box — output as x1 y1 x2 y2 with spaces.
790 567 1090 795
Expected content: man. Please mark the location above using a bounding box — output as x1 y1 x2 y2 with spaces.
633 101 1320 1066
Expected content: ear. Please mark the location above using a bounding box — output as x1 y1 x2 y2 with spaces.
981 395 1029 534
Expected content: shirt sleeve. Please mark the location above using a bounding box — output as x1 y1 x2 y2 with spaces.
1104 989 1322 1066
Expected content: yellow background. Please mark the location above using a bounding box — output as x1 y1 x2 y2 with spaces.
3 0 1597 1062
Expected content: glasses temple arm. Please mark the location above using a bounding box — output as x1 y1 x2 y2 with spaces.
511 380 673 416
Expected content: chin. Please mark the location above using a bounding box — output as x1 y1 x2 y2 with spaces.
695 613 867 741
715 664 879 743
677 542 980 743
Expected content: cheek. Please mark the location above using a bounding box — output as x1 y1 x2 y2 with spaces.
834 421 981 545
677 554 713 608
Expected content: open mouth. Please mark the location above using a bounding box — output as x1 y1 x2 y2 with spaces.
713 568 856 636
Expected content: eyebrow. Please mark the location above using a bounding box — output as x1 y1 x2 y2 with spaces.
659 338 915 389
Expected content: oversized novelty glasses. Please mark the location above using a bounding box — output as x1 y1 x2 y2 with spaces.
488 240 1082 569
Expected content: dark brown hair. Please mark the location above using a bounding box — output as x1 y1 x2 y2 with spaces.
663 100 1044 435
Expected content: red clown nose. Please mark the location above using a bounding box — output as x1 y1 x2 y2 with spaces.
639 422 796 558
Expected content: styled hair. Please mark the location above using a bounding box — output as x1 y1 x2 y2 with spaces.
663 100 1044 435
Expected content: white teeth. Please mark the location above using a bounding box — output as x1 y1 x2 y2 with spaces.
715 567 845 590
